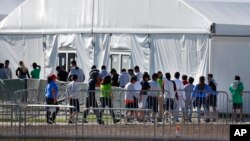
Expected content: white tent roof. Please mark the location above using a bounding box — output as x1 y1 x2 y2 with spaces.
0 0 24 21
0 0 93 33
0 0 250 35
184 0 250 36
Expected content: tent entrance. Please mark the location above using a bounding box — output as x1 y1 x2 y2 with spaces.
58 50 76 72
110 52 130 72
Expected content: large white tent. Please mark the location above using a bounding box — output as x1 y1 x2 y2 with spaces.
0 0 24 21
1 0 250 113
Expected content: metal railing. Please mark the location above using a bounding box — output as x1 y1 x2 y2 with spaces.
1 88 246 140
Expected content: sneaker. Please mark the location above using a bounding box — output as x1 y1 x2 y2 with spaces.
98 120 105 125
113 119 120 124
83 120 88 123
68 120 74 124
157 118 162 122
212 119 216 122
126 119 133 123
47 120 53 124
205 119 210 123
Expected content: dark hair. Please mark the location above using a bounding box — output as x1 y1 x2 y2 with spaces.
91 65 96 69
152 73 158 80
19 61 23 66
71 74 78 81
121 68 126 72
71 60 76 65
5 60 9 64
134 66 139 70
143 72 150 79
182 74 188 80
128 69 134 75
199 76 205 89
235 75 240 81
102 75 111 85
56 66 61 71
101 65 106 70
165 72 171 80
32 62 37 67
130 75 137 82
110 68 117 74
208 73 213 78
174 72 180 79
188 77 194 84
0 63 4 68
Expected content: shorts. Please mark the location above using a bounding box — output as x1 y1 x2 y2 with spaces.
70 99 80 113
207 95 217 107
147 96 158 112
233 103 242 109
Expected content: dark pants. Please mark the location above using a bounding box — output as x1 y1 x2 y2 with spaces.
70 99 80 113
148 96 158 112
99 97 116 119
46 97 59 122
83 92 100 121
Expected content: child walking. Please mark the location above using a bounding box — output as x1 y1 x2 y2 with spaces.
66 75 80 124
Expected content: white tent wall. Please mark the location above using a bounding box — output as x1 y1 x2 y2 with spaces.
150 34 210 82
94 34 111 69
210 36 250 114
44 33 93 81
94 34 150 73
0 34 44 79
130 34 150 73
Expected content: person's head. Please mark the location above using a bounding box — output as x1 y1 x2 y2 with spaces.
134 66 140 72
235 75 240 81
174 72 180 79
71 74 78 81
182 74 188 81
199 76 205 85
152 73 158 81
157 71 163 79
19 61 24 67
188 77 194 84
32 62 37 69
121 68 126 72
130 75 137 84
19 61 27 72
71 60 77 67
128 69 134 76
4 60 9 67
142 72 150 81
165 72 171 80
207 73 213 81
56 66 61 72
0 63 4 68
102 75 111 85
101 65 106 70
91 65 96 70
110 68 117 75
47 74 57 83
